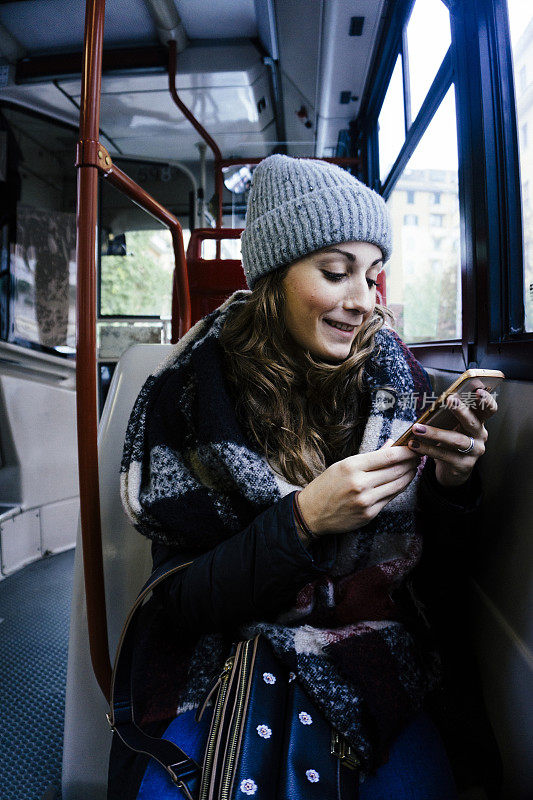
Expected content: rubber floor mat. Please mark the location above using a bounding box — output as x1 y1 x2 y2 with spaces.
0 549 74 800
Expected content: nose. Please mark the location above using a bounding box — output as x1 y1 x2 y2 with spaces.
343 276 375 315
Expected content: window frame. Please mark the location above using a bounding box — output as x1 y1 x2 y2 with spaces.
358 0 533 379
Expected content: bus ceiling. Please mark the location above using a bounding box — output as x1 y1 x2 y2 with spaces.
0 0 386 164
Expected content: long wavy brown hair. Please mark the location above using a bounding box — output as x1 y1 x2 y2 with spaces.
220 266 394 486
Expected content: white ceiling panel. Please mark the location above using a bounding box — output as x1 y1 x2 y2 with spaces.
90 79 272 139
317 0 386 121
275 0 386 157
275 0 321 109
0 0 158 52
176 0 257 39
0 82 80 129
111 118 277 161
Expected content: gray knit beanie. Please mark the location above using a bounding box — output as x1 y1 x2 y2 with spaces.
241 154 392 289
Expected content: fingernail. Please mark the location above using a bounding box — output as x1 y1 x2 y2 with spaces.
413 424 426 433
409 439 420 449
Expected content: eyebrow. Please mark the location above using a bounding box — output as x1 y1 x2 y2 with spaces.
320 247 383 267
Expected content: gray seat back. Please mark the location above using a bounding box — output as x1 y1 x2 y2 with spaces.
426 368 533 799
62 344 171 800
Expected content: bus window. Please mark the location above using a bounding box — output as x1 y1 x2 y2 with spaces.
0 105 78 356
200 236 242 260
406 0 451 123
100 228 175 318
385 87 460 344
507 0 533 331
97 160 193 367
378 54 404 184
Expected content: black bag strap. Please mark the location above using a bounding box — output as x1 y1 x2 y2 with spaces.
108 555 200 800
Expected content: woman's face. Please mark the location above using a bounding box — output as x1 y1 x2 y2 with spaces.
282 241 383 362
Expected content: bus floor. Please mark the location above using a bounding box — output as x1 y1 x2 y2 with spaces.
0 548 75 800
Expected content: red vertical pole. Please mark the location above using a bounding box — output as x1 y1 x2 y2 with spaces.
75 0 111 699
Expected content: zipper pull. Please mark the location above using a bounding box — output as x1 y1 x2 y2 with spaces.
195 657 234 722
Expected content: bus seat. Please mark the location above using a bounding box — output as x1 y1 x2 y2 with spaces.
376 271 386 305
425 368 533 799
62 344 172 800
185 228 247 326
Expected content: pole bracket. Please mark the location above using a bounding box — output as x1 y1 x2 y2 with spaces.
76 138 113 174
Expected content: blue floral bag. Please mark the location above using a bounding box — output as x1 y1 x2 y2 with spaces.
108 558 361 799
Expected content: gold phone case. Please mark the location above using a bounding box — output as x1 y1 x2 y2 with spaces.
393 369 505 446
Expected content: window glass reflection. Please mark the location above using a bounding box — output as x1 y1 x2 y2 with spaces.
385 87 461 344
406 0 451 122
507 0 533 331
0 105 78 354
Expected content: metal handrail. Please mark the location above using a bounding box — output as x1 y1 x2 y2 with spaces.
75 0 190 701
167 39 223 230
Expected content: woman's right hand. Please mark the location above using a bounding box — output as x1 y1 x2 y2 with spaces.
297 442 421 536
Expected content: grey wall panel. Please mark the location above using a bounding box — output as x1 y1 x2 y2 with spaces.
426 368 533 799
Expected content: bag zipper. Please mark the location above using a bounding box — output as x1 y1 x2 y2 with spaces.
219 638 254 800
199 655 235 800
196 657 235 723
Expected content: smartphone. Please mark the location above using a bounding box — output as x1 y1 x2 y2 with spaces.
392 368 505 446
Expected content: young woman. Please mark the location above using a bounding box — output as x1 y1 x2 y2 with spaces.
113 155 500 799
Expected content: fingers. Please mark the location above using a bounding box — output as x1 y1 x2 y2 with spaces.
443 392 486 436
408 436 481 463
365 460 420 489
407 402 488 456
363 465 418 509
473 387 498 420
354 443 419 472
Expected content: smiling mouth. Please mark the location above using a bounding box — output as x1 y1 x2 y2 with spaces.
324 319 356 333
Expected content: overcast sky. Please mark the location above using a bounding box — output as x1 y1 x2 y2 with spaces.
507 0 533 46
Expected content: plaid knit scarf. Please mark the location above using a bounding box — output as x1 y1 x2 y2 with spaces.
121 291 439 774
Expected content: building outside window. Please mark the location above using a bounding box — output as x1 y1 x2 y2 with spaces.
520 64 527 92
386 88 461 343
521 122 528 149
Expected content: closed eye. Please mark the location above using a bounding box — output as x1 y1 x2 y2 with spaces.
367 278 379 288
321 270 346 282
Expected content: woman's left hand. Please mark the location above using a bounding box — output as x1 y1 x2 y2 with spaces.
407 380 498 487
